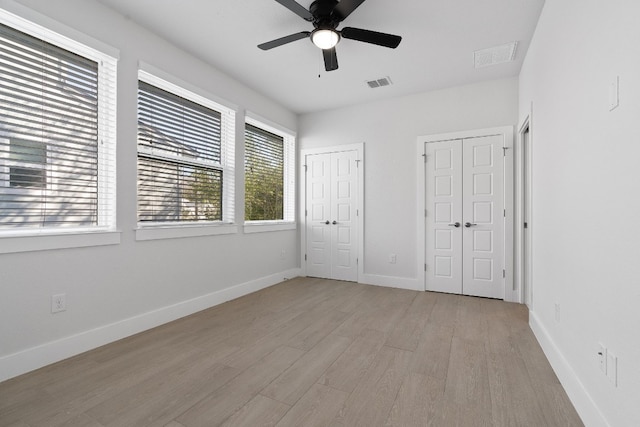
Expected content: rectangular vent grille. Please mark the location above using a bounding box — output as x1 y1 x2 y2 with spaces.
474 42 518 68
366 76 393 89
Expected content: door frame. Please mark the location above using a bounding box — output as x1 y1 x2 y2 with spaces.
416 126 515 301
516 113 534 306
300 143 364 281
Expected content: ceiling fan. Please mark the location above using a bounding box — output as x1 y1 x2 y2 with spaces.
258 0 402 72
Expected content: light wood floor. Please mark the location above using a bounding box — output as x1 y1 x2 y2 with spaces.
0 277 583 427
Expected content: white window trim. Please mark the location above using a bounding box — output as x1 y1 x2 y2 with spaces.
0 1 119 59
0 4 119 252
0 230 121 254
244 113 296 229
135 224 238 241
139 62 238 113
136 64 238 239
243 221 296 234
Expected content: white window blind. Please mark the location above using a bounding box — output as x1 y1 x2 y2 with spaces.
137 74 235 224
244 118 295 222
0 19 117 231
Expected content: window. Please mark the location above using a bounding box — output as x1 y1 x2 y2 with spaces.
244 117 295 223
9 139 46 188
0 18 117 231
137 72 235 225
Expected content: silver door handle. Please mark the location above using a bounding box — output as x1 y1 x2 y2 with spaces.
448 222 461 228
464 222 477 228
332 221 338 225
325 220 330 224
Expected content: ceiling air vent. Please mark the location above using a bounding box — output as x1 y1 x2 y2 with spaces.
474 42 518 68
366 76 393 89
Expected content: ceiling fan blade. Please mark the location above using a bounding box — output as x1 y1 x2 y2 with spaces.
341 27 402 48
333 0 366 21
323 47 339 71
275 0 314 21
258 31 311 50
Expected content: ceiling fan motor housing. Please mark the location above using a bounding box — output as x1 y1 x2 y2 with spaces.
310 0 341 29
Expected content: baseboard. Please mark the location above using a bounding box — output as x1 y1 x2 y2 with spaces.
529 311 610 427
359 273 422 291
0 268 301 383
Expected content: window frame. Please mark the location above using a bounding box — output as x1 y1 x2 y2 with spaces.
243 114 296 233
0 6 119 253
135 65 238 241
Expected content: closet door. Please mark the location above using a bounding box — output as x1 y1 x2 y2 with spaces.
425 136 504 298
425 139 463 294
306 153 332 279
305 150 358 281
330 150 358 281
462 135 504 299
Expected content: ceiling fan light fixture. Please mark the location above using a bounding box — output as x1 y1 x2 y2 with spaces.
311 29 340 49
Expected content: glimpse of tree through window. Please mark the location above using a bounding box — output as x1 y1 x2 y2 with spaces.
137 157 222 222
244 124 284 221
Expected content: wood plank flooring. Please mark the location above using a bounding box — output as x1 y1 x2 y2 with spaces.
0 277 583 426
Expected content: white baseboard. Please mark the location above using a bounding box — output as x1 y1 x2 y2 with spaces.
359 273 422 291
529 311 609 427
0 268 301 383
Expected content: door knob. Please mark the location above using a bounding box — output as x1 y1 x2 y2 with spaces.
325 220 330 225
464 222 477 228
448 222 461 228
332 220 338 225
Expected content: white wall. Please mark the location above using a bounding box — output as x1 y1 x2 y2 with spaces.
518 1 640 425
0 0 299 381
299 78 518 288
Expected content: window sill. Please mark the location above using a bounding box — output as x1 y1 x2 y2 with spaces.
0 229 121 254
135 223 238 241
243 222 296 234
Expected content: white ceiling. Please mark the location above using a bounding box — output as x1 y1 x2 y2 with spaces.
96 0 545 114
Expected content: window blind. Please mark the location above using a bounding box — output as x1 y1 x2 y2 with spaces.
137 79 233 223
138 81 221 163
138 158 223 222
0 22 106 228
244 123 285 221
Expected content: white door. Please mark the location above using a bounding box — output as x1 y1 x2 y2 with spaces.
425 139 463 294
305 150 358 281
426 135 504 298
462 135 504 298
306 153 331 279
522 126 531 307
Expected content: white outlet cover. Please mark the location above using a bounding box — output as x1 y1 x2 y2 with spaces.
51 293 66 313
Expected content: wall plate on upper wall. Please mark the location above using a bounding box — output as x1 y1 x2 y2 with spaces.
609 76 619 111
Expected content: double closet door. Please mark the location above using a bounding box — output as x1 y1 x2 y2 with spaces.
305 150 358 282
426 135 504 299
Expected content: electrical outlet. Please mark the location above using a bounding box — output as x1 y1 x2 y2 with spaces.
607 350 618 386
389 254 397 264
598 343 607 374
554 303 560 323
280 249 286 260
51 293 66 313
